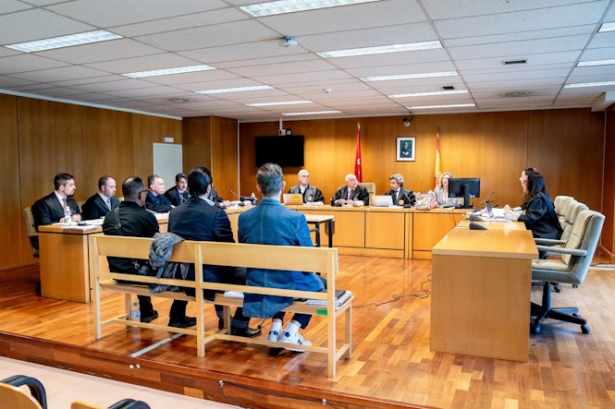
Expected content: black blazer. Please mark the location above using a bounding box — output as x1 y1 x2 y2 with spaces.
81 193 120 220
385 187 416 206
102 201 159 273
145 191 174 213
164 186 189 207
333 185 370 205
519 193 563 239
32 192 81 231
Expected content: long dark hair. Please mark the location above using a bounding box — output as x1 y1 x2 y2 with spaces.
521 172 549 209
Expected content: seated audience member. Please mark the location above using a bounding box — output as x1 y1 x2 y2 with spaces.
504 172 562 258
81 176 119 220
32 172 81 230
208 185 231 208
333 174 369 206
434 172 463 207
168 167 260 338
102 176 195 327
238 163 326 350
164 172 189 206
288 169 324 203
385 173 415 206
145 174 174 213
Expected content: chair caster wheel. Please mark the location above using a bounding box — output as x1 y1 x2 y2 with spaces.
553 285 561 293
530 324 541 334
581 325 590 334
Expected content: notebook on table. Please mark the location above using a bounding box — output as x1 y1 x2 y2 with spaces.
372 195 394 207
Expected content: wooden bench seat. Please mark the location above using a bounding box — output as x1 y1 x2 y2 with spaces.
89 234 352 378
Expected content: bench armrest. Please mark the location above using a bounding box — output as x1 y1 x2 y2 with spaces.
535 238 565 245
536 245 587 256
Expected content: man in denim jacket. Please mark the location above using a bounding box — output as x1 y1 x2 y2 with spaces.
238 163 326 351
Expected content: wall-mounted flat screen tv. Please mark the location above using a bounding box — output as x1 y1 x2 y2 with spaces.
254 135 304 167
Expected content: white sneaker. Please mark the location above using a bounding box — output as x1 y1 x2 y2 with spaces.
267 329 281 342
280 331 311 352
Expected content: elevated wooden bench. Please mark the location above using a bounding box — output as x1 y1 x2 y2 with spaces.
89 234 352 378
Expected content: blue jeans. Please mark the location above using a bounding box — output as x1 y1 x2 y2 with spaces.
273 272 326 329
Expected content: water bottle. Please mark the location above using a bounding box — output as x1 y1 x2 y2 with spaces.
63 206 72 225
131 301 140 321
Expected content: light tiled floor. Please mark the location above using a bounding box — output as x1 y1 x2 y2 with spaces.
0 356 235 409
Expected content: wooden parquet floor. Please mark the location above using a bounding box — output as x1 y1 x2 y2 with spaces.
1 253 615 409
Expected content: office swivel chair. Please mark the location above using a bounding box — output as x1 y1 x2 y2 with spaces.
553 195 574 229
530 209 604 334
539 200 588 261
0 375 47 409
72 399 151 409
23 207 39 258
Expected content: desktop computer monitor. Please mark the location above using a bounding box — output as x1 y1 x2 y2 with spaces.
448 178 480 209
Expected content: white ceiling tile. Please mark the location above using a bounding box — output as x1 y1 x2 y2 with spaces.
253 70 354 85
0 54 68 75
206 89 289 101
0 77 37 88
466 78 565 90
66 93 118 102
434 2 608 38
50 75 124 87
330 50 452 70
463 68 571 83
174 78 268 92
135 21 279 52
69 79 157 93
38 39 163 65
48 0 228 27
104 86 185 98
443 25 595 47
205 50 316 68
449 35 590 61
33 87 90 98
455 51 581 70
9 65 107 82
367 79 467 92
111 8 248 38
570 65 615 77
566 73 615 83
0 0 32 14
257 0 426 36
282 81 372 94
422 0 602 20
224 59 337 77
579 47 615 61
5 83 55 92
0 9 94 44
587 31 615 49
84 54 201 74
471 86 561 97
139 70 241 86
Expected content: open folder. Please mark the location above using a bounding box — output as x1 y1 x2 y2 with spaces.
306 289 352 307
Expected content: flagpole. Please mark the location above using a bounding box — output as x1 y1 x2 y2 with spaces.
355 123 362 182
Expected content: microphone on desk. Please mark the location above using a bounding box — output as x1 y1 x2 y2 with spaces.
229 190 256 204
469 221 488 230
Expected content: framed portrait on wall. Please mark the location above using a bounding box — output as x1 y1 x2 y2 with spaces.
397 137 416 161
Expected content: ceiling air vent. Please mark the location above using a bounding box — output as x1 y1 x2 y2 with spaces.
501 91 531 98
442 85 455 90
503 59 527 65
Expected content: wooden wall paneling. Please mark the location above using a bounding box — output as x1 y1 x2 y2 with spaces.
239 121 277 197
527 108 605 212
17 97 84 264
211 117 238 197
456 111 529 209
182 116 212 173
0 94 24 270
299 119 336 201
132 114 182 182
332 119 361 196
81 107 134 197
602 109 615 254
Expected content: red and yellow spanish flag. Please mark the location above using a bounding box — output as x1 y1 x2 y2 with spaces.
355 123 363 182
434 132 441 188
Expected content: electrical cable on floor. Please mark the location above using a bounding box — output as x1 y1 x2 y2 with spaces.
354 274 431 308
218 380 339 408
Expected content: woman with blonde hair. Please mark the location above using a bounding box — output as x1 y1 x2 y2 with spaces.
434 172 462 207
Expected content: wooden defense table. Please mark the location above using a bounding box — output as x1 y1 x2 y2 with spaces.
430 222 538 361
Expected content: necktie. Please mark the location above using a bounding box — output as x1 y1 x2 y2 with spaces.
180 193 184 204
62 197 68 210
106 197 111 209
348 190 355 200
392 191 397 205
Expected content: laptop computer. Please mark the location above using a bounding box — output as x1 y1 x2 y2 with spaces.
483 201 508 221
282 193 303 205
373 195 394 207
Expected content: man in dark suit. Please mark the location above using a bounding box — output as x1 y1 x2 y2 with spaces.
168 166 260 338
102 176 195 328
81 176 120 220
145 174 174 213
164 173 189 206
385 173 416 207
288 169 324 203
32 172 81 231
333 173 369 206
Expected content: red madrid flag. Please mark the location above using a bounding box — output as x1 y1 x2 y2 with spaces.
354 123 363 182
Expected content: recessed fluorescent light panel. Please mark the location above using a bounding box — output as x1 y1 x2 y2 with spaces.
389 90 468 98
564 81 615 89
599 21 615 32
576 59 615 67
282 110 341 116
123 64 216 78
195 85 274 94
241 0 379 17
406 103 475 109
246 100 312 107
361 71 458 82
5 30 122 53
318 41 442 58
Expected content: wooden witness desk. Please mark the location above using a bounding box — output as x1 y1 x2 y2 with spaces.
430 221 538 361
